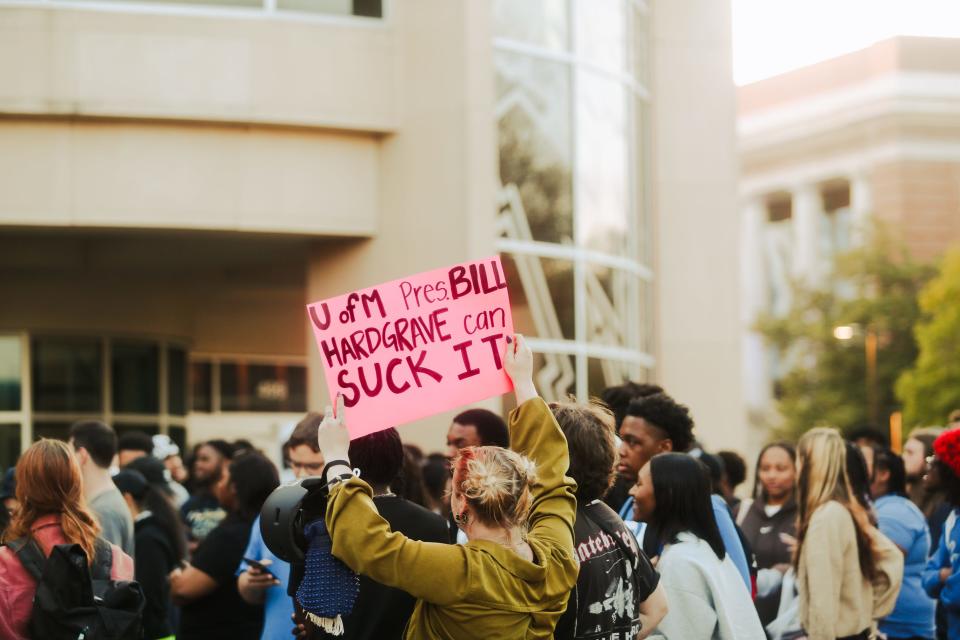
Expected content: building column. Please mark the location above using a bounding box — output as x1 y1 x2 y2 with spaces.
791 183 822 284
741 196 771 411
849 171 872 247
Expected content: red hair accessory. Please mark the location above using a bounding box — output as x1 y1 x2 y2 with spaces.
453 447 476 485
933 428 960 478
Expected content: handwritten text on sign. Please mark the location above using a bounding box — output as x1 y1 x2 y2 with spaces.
307 257 515 438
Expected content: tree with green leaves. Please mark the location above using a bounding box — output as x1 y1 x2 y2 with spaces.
896 247 960 428
756 228 935 439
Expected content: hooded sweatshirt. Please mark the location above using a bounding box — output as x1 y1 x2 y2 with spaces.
324 398 579 640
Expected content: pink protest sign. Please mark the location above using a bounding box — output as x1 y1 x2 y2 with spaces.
307 256 515 438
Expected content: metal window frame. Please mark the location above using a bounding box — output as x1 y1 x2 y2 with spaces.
6 332 190 452
494 0 655 399
0 333 29 457
189 353 309 415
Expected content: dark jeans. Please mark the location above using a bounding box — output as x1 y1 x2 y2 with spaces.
837 632 869 640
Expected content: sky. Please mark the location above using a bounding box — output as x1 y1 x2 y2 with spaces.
732 0 960 85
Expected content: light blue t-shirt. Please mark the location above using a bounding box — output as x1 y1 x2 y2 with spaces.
875 495 936 639
236 515 294 640
619 494 751 593
925 508 960 640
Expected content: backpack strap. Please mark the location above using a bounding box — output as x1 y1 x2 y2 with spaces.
6 537 47 582
90 538 114 581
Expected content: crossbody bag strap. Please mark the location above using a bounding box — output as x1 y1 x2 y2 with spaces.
6 537 47 582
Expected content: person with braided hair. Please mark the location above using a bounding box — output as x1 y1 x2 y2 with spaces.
315 334 578 639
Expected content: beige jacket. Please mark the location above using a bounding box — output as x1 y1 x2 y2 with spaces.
797 500 904 640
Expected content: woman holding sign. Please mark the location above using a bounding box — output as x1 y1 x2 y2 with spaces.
315 335 578 639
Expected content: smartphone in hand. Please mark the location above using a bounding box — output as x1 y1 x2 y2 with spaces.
243 557 279 580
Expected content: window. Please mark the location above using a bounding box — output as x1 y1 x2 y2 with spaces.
168 347 187 416
32 422 72 443
20 335 187 454
115 424 159 437
0 424 20 470
0 337 21 411
192 358 308 414
112 342 160 414
501 254 576 340
221 363 307 413
32 337 102 412
820 180 853 257
169 426 188 458
190 362 214 413
766 193 793 223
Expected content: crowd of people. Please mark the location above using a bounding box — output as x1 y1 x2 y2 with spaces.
2 335 960 640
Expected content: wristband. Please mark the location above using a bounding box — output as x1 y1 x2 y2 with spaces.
321 460 357 490
322 459 353 479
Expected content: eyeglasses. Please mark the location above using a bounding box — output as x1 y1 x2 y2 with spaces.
288 460 324 473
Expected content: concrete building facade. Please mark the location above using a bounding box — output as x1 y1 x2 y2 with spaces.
739 36 960 429
0 0 744 468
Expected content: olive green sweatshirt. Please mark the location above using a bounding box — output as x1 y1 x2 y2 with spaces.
325 398 579 639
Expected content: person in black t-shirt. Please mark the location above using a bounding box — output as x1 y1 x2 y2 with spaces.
296 428 450 640
113 462 188 640
180 440 234 552
171 452 279 640
550 401 668 640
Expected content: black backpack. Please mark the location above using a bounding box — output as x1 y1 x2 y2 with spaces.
6 536 145 640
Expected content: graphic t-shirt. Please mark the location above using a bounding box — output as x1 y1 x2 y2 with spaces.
180 490 226 545
555 500 659 640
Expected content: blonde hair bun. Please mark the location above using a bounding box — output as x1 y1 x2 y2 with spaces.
453 446 538 531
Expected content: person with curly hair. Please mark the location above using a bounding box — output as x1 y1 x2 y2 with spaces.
599 382 663 511
615 392 752 592
551 401 667 640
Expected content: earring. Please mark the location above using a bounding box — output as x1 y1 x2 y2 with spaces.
453 512 469 525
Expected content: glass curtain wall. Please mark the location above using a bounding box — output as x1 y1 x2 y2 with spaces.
494 0 653 401
0 334 188 470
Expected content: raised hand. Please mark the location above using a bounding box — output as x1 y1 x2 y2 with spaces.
317 393 351 470
504 334 537 404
